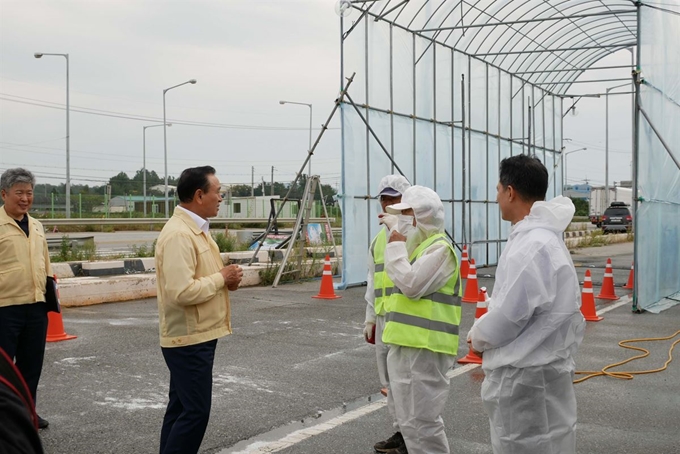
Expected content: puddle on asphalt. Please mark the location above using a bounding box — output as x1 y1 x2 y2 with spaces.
218 391 386 453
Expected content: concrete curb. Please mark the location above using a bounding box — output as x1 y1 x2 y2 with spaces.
563 230 588 238
51 263 75 278
51 248 340 280
56 255 345 307
58 265 266 308
59 275 157 307
565 232 630 249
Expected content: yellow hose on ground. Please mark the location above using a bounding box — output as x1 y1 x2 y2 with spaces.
574 330 680 384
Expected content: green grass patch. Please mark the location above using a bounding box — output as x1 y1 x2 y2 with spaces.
51 236 98 262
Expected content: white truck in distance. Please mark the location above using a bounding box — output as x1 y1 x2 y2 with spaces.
589 187 632 227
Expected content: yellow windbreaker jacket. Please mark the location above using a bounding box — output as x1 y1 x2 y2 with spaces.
0 206 51 307
155 207 231 348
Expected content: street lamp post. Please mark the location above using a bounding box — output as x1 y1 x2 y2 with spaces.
605 82 632 207
163 79 196 217
279 100 312 176
561 147 587 192
143 123 171 217
34 52 71 217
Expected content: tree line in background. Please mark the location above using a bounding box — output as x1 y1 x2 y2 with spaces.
32 169 337 204
570 197 589 217
32 167 584 214
30 168 587 220
33 169 173 199
228 174 337 203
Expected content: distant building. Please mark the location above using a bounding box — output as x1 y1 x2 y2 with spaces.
149 184 176 195
218 196 296 219
88 194 314 219
92 195 176 216
563 184 591 200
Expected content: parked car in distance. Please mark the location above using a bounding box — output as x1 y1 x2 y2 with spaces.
601 202 633 233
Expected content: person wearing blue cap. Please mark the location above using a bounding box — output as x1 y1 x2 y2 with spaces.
364 175 411 453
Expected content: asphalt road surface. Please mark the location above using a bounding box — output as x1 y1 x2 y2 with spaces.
36 242 680 454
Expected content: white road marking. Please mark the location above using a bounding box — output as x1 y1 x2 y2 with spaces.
596 294 633 315
225 401 386 454
447 362 481 379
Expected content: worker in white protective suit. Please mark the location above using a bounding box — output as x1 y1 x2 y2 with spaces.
380 185 462 454
468 154 585 454
364 175 412 453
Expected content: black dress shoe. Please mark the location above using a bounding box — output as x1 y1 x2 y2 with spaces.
37 415 49 429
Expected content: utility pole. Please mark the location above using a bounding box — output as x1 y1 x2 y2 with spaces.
251 166 255 198
271 166 274 196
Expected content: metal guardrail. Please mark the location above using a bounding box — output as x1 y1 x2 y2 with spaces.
39 217 335 226
46 235 95 250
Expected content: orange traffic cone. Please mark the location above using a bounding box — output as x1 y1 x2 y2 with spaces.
312 255 341 300
46 275 76 342
596 258 619 301
460 245 469 281
581 270 603 322
458 287 489 365
461 259 479 303
47 312 77 342
623 262 634 290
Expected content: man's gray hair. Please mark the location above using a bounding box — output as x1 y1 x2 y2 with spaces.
1 168 36 192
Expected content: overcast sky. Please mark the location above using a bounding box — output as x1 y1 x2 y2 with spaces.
1 0 634 193
0 0 343 190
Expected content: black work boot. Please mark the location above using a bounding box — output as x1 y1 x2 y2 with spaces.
37 415 49 429
374 431 405 452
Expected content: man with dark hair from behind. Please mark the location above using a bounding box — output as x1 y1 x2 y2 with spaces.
468 154 585 454
155 166 243 454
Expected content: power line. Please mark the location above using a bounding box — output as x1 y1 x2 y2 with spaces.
0 143 340 166
0 94 339 131
568 139 631 154
0 76 315 118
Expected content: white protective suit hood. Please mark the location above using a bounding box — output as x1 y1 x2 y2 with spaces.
377 175 411 198
512 195 575 236
385 185 445 238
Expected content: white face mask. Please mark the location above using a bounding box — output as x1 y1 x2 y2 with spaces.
396 214 416 236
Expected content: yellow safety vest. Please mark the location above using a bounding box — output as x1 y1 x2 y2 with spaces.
382 234 462 356
370 228 395 316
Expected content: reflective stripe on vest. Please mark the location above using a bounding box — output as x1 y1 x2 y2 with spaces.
382 233 462 355
371 229 394 316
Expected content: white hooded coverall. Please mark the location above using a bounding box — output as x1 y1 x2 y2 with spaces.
383 186 459 454
365 174 411 429
469 196 585 454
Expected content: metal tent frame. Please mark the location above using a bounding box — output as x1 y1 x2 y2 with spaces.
338 0 680 311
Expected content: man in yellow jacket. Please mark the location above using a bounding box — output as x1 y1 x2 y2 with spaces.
0 168 52 429
155 166 243 454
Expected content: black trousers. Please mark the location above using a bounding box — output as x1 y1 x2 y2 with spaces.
160 339 217 454
0 302 48 407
